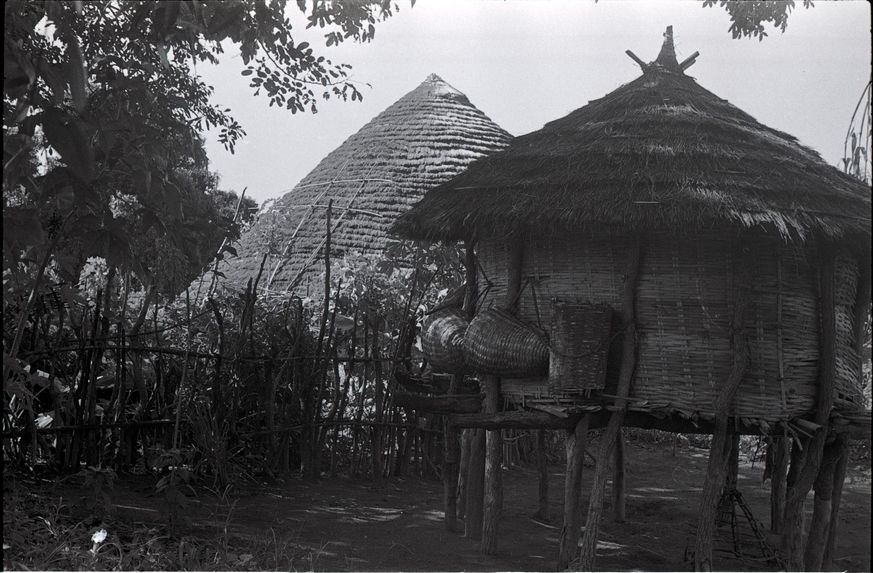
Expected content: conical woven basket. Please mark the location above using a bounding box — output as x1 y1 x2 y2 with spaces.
463 308 549 377
421 307 469 373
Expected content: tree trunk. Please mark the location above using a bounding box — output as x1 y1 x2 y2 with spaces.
558 415 590 570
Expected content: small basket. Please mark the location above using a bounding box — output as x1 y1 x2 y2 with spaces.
549 301 614 393
463 308 549 377
421 307 469 373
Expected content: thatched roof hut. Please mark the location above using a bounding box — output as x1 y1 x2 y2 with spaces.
222 74 511 295
393 29 870 569
394 30 871 426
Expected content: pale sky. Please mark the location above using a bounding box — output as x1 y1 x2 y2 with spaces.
199 0 872 206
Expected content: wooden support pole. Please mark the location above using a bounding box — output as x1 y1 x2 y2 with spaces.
481 236 523 555
781 246 838 570
457 428 472 520
451 411 579 430
534 429 550 521
443 374 462 532
577 241 641 571
767 435 790 533
612 428 626 523
693 250 750 572
462 239 484 541
395 392 483 414
804 435 842 570
481 374 503 555
822 433 851 570
465 428 485 539
558 414 590 570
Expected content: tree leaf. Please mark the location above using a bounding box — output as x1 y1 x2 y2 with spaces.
64 35 88 114
2 207 46 250
41 109 95 182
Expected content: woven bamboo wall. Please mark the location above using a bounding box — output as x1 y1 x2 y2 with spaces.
478 230 863 422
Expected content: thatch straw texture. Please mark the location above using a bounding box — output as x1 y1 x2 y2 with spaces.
393 41 871 243
222 74 511 294
479 230 865 422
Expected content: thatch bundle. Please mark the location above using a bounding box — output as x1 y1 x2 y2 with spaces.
394 29 871 425
222 74 511 295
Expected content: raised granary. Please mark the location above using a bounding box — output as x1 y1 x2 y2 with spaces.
393 27 871 571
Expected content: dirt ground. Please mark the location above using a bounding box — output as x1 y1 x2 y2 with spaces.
18 438 873 571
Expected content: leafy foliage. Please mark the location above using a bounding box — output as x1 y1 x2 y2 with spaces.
703 0 813 40
3 0 399 298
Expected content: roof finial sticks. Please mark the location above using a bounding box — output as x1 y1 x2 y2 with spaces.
626 26 699 74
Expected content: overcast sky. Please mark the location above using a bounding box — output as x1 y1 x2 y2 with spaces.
198 0 872 206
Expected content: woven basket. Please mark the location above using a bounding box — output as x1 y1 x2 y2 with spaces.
463 308 549 377
421 307 469 373
549 302 614 393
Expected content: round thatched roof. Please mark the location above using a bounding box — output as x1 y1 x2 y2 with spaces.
222 74 511 294
393 29 871 244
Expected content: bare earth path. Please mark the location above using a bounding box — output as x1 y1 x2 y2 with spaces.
51 440 873 571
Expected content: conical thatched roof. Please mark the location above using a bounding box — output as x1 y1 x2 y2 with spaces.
393 29 871 243
223 74 511 293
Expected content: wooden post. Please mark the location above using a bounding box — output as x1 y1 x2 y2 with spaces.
481 374 503 555
822 433 850 570
481 236 523 555
804 435 842 570
465 428 486 539
767 435 790 533
454 240 477 530
558 414 590 570
577 241 641 571
613 428 626 523
824 254 872 567
693 250 750 572
781 246 838 571
534 429 550 521
443 374 462 531
457 428 472 520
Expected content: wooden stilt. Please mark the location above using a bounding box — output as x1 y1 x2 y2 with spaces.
443 374 462 532
457 428 472 520
465 428 485 539
558 415 590 570
693 249 750 572
535 429 550 521
824 253 872 568
767 434 790 533
481 375 503 555
613 428 626 523
804 436 842 570
781 246 838 571
822 433 850 570
577 241 641 571
457 239 478 531
481 236 524 555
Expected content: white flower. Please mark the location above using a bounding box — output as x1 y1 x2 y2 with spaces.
90 528 108 554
